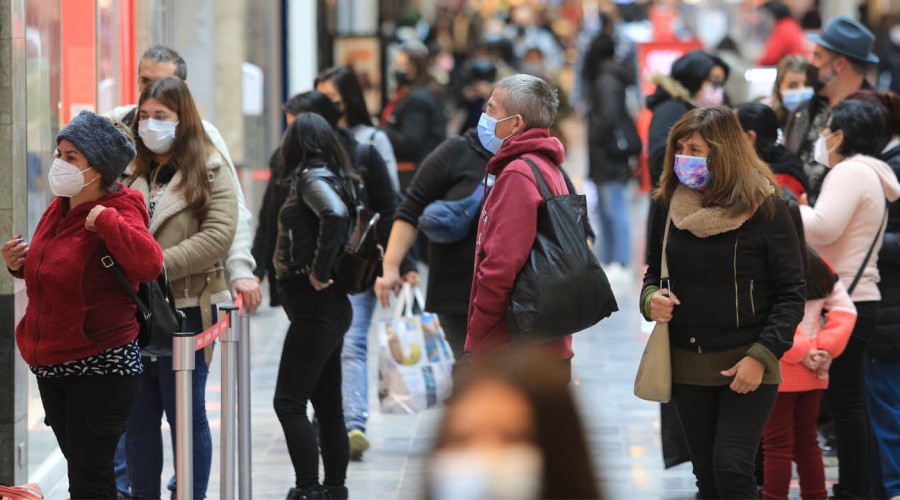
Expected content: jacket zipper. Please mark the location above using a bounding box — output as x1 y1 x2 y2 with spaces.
750 279 756 316
288 229 296 263
733 233 740 330
32 215 64 363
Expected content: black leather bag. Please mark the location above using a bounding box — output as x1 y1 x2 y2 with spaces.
100 242 185 357
507 158 618 341
335 205 383 294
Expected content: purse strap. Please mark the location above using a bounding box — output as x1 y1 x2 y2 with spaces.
660 216 672 294
847 203 888 296
98 241 151 320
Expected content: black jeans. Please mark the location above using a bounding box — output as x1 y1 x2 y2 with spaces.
274 279 352 490
37 374 140 499
672 382 778 499
825 300 878 498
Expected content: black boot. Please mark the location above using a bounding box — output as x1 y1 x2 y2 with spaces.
287 485 325 499
323 485 349 499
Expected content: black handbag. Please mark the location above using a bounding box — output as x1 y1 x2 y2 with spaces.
100 242 185 357
605 119 642 158
507 158 619 341
335 205 383 294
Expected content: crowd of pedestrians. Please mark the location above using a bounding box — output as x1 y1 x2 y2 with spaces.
7 2 900 499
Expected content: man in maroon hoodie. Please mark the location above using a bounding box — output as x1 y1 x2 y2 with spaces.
466 74 574 363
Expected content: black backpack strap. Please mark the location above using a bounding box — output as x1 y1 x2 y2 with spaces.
847 203 889 296
99 241 151 319
520 157 553 202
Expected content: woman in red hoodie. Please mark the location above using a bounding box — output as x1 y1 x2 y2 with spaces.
2 110 163 499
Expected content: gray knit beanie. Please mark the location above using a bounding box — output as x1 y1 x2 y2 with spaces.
57 110 137 186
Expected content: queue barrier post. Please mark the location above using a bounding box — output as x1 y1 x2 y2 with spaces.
218 306 239 500
237 309 253 500
173 331 196 500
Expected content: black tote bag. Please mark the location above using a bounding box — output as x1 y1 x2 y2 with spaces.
507 158 618 342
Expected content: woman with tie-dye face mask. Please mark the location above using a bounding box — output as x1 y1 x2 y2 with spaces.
641 106 807 499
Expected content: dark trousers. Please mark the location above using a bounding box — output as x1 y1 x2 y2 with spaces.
672 383 778 499
275 279 352 489
38 374 140 500
763 390 826 499
826 301 878 498
437 313 467 361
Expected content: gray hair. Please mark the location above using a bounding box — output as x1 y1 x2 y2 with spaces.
140 45 188 81
494 74 559 129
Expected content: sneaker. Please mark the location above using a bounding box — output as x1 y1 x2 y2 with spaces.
348 429 370 460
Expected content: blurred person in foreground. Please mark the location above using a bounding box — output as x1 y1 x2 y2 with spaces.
643 106 806 498
2 111 162 500
428 349 600 499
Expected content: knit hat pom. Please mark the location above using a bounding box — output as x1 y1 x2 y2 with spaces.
56 110 137 186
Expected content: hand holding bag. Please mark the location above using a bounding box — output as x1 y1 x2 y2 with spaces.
634 217 672 403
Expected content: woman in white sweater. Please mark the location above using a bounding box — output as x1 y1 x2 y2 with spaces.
799 99 900 498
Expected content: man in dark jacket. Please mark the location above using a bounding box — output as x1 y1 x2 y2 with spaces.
783 15 879 203
465 74 573 363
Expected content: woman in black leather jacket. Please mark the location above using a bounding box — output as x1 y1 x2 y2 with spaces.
272 112 354 500
641 107 806 499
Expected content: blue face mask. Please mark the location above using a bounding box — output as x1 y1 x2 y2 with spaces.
477 113 515 154
781 87 814 113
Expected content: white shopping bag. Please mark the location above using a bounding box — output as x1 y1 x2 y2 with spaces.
378 284 455 414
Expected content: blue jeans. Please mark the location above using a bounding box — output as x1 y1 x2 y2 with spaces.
595 181 631 266
125 306 215 499
865 353 900 497
342 291 375 432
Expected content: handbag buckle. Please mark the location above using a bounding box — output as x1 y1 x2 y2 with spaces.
101 256 114 268
659 278 671 297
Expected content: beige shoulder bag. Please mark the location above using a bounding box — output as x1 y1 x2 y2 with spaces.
634 217 672 403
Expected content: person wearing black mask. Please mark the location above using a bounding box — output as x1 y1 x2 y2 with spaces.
380 41 447 192
783 15 880 205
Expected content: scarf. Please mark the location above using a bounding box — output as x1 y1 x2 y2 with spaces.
668 184 771 238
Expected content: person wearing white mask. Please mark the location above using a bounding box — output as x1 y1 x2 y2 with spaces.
799 100 900 499
1 110 163 499
106 45 262 316
122 76 237 500
428 349 599 500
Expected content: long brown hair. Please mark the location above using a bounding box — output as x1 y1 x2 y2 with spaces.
772 55 808 124
656 106 780 216
131 76 215 217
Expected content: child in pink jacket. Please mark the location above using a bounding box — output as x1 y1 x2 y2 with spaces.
762 245 856 499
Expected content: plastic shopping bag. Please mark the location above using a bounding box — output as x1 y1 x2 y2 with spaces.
378 284 455 414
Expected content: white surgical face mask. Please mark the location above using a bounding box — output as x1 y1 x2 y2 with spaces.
814 132 837 167
49 158 96 198
138 118 178 154
429 445 543 500
697 85 724 107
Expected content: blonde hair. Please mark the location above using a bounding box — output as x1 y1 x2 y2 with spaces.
655 106 779 216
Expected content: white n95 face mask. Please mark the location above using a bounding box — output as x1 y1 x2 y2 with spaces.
138 118 178 154
813 133 837 167
48 158 96 197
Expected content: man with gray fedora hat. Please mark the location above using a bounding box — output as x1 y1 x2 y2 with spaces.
784 15 879 204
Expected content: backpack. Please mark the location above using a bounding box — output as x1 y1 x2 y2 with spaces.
100 242 185 356
332 172 383 294
506 158 618 341
418 184 484 244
